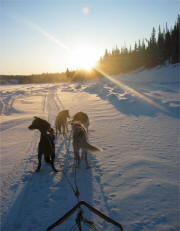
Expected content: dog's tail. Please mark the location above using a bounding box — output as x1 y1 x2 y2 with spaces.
84 141 102 153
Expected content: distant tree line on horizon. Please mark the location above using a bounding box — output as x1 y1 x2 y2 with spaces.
96 15 180 75
0 69 101 84
0 72 69 84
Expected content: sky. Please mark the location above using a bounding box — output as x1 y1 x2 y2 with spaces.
0 0 179 75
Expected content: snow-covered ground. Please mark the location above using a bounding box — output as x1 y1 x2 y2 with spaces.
0 64 179 231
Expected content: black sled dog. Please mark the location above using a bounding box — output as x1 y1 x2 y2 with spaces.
28 117 57 172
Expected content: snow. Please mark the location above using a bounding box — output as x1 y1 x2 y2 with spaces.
0 64 179 231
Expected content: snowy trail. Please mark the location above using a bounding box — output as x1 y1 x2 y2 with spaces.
0 65 179 231
1 85 113 230
1 85 73 230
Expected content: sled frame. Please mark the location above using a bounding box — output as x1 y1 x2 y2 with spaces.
47 200 123 231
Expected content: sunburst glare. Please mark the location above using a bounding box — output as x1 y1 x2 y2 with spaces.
69 45 99 70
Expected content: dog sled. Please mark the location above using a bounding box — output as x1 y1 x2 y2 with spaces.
47 200 123 231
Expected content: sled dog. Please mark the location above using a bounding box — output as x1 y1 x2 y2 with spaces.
71 120 102 169
72 111 89 131
28 117 57 172
55 110 70 137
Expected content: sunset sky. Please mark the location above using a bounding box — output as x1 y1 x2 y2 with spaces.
0 0 179 75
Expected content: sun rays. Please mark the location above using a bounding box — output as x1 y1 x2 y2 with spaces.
69 45 99 71
24 18 165 111
94 67 166 111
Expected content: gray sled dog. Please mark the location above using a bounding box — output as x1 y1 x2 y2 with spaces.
72 111 89 131
71 112 102 169
55 110 70 137
72 111 90 162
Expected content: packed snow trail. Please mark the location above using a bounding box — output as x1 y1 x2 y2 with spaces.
1 85 114 230
0 64 179 230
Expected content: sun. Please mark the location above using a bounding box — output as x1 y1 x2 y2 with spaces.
69 45 99 71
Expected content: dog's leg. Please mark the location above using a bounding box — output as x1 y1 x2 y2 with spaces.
59 124 61 136
50 148 58 172
51 158 58 172
36 151 43 172
62 124 65 137
73 143 80 168
44 152 50 163
66 122 68 133
62 124 67 138
55 120 60 137
56 122 61 137
84 150 90 169
75 150 80 168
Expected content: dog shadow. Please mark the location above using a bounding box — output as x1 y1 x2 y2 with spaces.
57 134 121 230
1 136 75 231
49 134 117 230
47 134 95 230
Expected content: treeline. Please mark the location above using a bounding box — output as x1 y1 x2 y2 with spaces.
0 69 101 85
64 68 100 81
96 15 180 75
0 72 69 84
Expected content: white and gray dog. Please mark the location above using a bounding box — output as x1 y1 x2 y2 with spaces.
71 112 102 169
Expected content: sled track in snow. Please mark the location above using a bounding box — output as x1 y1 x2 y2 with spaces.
2 85 115 230
0 87 33 116
1 85 66 231
49 89 116 230
1 127 39 230
0 92 21 115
